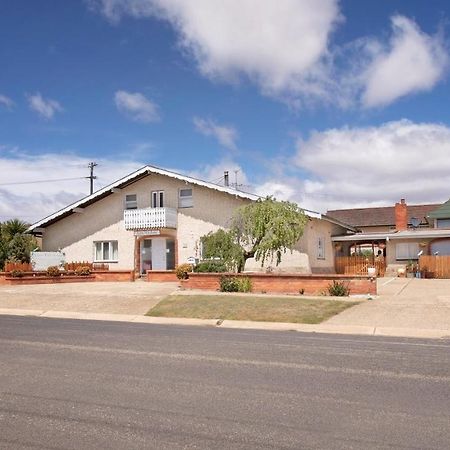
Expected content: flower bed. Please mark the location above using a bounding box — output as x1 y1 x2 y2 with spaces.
0 270 134 285
180 272 376 296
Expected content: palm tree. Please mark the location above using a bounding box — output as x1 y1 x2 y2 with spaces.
1 219 29 241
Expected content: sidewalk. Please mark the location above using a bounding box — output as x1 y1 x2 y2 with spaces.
1 307 448 339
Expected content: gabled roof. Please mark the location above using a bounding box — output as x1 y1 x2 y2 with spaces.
27 164 325 232
326 204 439 228
428 199 450 219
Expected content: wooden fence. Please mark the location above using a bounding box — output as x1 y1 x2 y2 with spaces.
3 262 33 272
419 255 450 279
335 256 386 277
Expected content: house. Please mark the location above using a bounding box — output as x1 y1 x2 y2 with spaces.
27 165 353 276
327 198 450 273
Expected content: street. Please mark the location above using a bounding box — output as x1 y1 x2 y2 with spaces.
0 316 449 449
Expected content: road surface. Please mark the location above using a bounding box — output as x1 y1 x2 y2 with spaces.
1 315 449 449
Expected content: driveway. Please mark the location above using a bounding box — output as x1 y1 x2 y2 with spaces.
326 277 450 331
0 281 178 315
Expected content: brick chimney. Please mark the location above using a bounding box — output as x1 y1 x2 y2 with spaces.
395 198 408 231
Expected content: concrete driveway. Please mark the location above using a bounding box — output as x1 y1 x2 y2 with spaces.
0 281 178 315
326 277 450 331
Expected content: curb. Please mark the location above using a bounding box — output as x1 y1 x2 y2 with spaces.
0 308 449 339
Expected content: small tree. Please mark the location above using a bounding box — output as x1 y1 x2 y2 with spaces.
201 197 307 272
0 219 37 269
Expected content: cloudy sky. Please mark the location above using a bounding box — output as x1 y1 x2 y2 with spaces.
1 0 450 222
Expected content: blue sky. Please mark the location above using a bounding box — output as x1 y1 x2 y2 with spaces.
1 0 450 221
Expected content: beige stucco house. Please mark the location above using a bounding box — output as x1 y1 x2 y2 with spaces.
28 165 352 276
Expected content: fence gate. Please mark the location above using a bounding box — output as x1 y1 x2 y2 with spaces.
335 256 385 277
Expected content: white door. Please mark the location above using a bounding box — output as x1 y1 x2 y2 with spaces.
151 238 167 270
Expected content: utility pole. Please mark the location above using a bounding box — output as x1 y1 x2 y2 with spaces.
87 162 97 195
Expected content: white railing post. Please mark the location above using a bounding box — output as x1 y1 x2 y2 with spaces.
124 207 177 230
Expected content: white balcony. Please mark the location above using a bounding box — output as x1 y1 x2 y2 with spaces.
124 207 177 230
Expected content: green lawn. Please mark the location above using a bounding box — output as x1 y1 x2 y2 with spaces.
147 295 359 324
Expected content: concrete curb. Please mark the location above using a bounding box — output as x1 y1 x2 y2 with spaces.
0 308 449 339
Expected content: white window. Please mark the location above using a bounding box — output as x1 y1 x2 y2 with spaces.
94 241 118 262
436 218 450 229
125 194 137 210
151 191 164 208
317 236 325 259
179 188 193 208
395 242 420 260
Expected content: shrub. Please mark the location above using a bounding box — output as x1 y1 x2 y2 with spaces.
46 266 61 277
237 276 252 293
10 269 24 278
327 280 350 296
194 261 227 273
175 263 193 280
219 275 252 293
74 265 91 276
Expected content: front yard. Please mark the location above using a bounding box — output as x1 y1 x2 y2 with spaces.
147 294 360 324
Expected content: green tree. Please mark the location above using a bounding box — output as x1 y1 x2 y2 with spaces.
201 197 308 272
0 219 37 269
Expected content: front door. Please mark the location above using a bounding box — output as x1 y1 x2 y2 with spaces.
151 238 167 270
141 239 152 275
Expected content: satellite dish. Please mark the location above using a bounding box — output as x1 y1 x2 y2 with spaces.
410 217 421 228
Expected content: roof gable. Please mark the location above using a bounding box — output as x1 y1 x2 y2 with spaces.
28 164 326 232
428 199 450 219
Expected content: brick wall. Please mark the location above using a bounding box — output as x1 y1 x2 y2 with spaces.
93 270 135 282
147 270 178 282
181 272 376 295
0 270 134 285
395 199 408 231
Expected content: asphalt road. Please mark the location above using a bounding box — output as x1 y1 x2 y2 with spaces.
0 316 449 450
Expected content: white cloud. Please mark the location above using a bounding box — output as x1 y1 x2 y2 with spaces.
291 120 450 212
89 0 341 106
362 16 448 107
27 92 63 119
193 117 238 151
90 2 449 109
114 90 160 122
0 148 143 222
0 94 14 109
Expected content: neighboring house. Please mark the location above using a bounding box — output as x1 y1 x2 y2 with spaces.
327 199 450 270
28 165 353 275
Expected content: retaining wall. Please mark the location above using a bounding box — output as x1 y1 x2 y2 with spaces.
147 270 178 282
180 272 376 295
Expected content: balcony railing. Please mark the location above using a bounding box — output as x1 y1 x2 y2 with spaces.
124 207 177 230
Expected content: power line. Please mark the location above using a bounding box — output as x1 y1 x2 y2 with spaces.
0 176 86 187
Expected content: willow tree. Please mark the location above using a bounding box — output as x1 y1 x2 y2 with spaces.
201 197 308 272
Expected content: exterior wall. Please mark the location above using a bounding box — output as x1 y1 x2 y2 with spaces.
244 218 344 274
386 239 431 265
41 173 249 271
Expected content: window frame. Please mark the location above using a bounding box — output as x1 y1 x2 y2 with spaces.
178 188 193 208
395 242 420 260
151 190 165 208
94 240 119 262
124 194 138 210
317 236 325 260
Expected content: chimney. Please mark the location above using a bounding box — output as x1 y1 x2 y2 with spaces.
224 171 229 187
395 198 408 231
